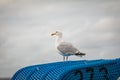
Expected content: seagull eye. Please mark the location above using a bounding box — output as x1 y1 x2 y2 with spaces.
56 31 58 33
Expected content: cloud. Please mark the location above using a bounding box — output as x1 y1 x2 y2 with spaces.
0 0 120 77
93 17 120 33
0 0 13 8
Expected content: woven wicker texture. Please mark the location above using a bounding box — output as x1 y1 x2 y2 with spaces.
12 58 120 80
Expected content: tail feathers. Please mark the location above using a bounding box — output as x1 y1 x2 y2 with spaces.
75 52 86 57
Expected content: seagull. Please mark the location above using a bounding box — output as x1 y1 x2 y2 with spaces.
51 31 86 61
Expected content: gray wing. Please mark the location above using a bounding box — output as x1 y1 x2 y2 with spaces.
57 42 79 54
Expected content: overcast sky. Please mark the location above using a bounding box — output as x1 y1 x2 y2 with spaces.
0 0 120 78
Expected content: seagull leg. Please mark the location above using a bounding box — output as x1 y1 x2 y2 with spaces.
63 56 65 61
66 56 68 61
63 56 68 61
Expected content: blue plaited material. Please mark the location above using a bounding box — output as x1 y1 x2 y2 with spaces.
11 58 120 80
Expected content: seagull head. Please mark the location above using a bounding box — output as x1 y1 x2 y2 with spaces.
51 31 62 37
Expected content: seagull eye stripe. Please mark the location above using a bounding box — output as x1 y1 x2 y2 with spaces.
56 31 59 33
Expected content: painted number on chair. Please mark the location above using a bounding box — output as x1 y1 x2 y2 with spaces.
74 66 109 80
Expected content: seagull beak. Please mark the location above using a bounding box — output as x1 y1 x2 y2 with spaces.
51 32 56 36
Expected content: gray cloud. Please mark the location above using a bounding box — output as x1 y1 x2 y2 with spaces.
0 0 120 77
